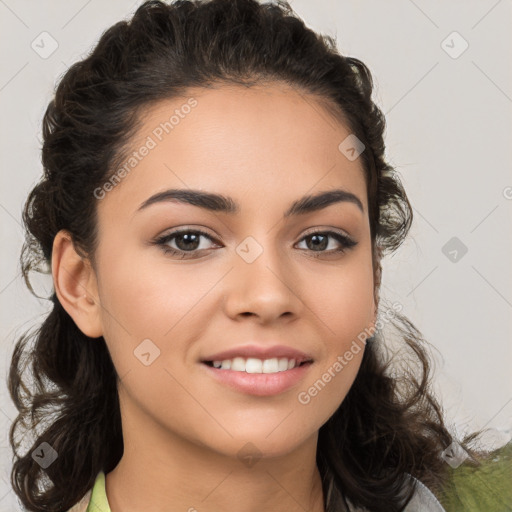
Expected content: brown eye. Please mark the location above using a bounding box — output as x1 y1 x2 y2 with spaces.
155 229 220 258
296 231 357 255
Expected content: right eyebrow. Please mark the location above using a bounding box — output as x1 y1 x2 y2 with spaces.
136 188 365 216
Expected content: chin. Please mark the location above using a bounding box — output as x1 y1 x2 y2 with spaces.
205 429 314 462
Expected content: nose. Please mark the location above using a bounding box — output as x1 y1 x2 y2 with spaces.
222 240 302 324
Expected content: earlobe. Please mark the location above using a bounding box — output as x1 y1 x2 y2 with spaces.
52 230 103 338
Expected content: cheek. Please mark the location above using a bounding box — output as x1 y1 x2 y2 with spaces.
306 258 375 342
95 253 217 434
95 239 213 336
95 244 230 388
293 261 373 415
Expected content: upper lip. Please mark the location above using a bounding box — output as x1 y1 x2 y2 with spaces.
201 344 314 364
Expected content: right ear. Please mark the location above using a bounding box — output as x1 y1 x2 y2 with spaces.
51 229 104 338
372 243 383 318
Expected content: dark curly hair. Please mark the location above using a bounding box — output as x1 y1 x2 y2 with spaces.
7 1 488 511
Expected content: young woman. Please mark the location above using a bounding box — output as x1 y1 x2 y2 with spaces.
8 0 506 511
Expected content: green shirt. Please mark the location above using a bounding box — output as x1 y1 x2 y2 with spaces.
86 471 110 512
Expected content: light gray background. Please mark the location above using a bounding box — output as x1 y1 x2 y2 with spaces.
1 0 511 509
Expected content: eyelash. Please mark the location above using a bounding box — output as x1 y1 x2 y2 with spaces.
153 228 358 259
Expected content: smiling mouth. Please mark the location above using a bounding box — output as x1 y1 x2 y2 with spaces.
202 357 313 373
200 357 314 396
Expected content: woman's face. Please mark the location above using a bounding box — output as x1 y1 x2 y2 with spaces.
88 83 377 460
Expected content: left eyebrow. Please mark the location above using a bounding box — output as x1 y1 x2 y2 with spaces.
136 188 365 216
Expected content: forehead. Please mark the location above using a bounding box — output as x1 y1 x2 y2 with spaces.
98 83 368 219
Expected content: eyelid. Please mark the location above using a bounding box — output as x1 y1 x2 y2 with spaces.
301 226 351 239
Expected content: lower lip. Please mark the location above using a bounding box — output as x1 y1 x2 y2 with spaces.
200 362 313 396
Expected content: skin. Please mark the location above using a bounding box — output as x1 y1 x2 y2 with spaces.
52 82 379 512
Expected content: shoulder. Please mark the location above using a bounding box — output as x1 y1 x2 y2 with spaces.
403 475 446 512
343 475 446 512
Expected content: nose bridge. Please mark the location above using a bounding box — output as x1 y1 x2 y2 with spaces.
223 232 300 319
236 232 290 290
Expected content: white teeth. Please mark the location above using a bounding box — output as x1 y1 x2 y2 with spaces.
278 358 289 371
262 358 278 373
210 357 302 373
245 358 262 373
231 357 246 371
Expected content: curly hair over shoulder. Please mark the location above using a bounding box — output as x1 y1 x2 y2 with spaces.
7 1 487 511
